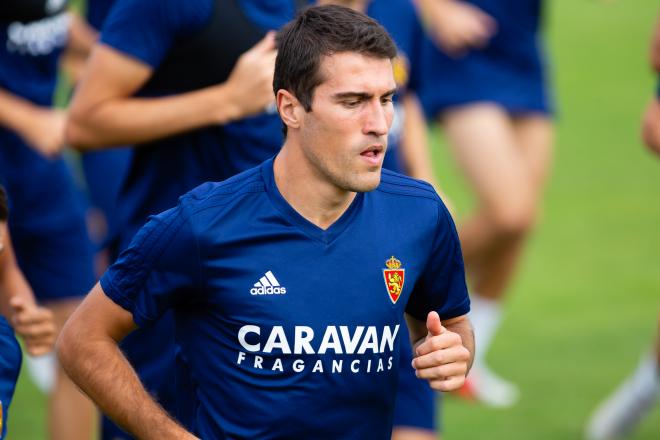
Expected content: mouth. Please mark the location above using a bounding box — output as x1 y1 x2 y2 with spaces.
360 145 384 166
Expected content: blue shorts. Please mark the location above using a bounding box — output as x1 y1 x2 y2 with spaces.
10 219 95 302
0 317 22 440
393 323 438 432
418 1 553 118
0 131 95 301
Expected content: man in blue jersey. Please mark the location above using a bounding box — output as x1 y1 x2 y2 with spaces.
58 5 473 439
0 185 57 440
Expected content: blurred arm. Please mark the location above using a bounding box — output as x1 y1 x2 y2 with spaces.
415 0 496 56
400 93 438 186
400 93 455 210
60 13 99 83
0 88 66 157
57 283 198 440
66 32 277 150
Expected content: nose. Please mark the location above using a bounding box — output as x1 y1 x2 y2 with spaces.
363 100 391 138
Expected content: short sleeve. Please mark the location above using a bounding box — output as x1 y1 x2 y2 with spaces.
100 202 202 327
99 0 212 68
406 201 470 321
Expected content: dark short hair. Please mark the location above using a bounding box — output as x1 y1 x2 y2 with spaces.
274 5 397 132
0 186 7 221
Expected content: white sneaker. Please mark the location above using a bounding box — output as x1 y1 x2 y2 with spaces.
25 352 56 394
456 365 520 408
585 355 659 440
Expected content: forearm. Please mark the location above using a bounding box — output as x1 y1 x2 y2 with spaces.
0 88 42 136
67 82 239 150
58 331 195 439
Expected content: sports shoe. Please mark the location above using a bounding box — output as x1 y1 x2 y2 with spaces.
455 364 520 407
585 355 659 440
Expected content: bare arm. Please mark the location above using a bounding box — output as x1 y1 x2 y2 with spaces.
0 224 56 355
66 32 277 150
415 0 496 57
60 13 99 83
57 283 198 440
400 93 439 187
0 88 66 157
406 311 474 391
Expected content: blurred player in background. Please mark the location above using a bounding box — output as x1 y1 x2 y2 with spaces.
0 1 97 438
65 0 307 437
57 7 473 439
585 14 660 437
0 185 57 440
415 0 554 407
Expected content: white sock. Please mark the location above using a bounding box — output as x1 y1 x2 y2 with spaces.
630 353 660 400
468 293 502 368
25 352 56 394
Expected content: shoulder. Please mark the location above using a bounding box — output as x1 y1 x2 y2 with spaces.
376 169 440 202
179 166 265 216
375 169 453 227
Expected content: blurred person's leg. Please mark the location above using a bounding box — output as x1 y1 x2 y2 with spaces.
586 310 660 440
47 299 96 440
441 104 551 407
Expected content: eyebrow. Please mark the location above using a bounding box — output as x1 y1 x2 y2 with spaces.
332 88 398 101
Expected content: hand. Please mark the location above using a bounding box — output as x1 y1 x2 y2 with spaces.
411 311 470 391
222 32 278 120
20 108 67 157
10 296 56 356
419 0 497 57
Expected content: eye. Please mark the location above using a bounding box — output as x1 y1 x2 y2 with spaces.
343 100 361 109
381 96 394 105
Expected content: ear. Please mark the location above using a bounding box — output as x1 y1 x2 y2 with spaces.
277 89 303 132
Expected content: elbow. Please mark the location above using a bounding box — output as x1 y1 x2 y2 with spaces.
55 319 79 374
64 111 101 152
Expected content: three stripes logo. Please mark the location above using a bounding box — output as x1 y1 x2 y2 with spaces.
250 271 287 295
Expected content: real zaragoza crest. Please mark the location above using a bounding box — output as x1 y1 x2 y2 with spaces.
383 256 405 304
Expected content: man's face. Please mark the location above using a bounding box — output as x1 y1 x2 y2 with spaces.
297 52 396 193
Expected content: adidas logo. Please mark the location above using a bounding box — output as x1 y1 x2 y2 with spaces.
250 271 287 295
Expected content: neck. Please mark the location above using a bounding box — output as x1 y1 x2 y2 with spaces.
273 141 356 230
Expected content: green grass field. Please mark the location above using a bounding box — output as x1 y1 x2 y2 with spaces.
6 0 660 438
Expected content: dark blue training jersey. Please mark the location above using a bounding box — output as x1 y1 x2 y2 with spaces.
101 159 469 439
99 0 296 247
